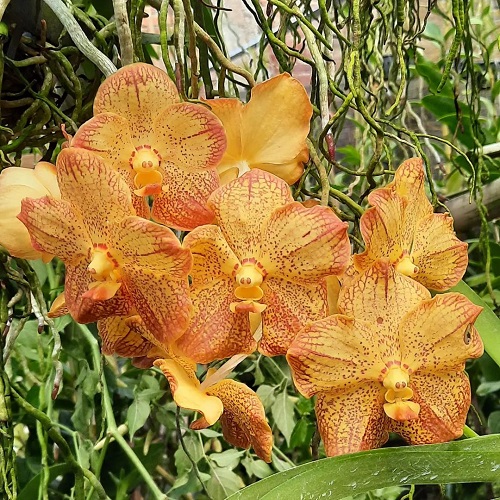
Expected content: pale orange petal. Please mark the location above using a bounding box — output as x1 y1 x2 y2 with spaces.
389 372 471 444
207 379 273 462
241 74 312 167
121 265 192 344
259 202 350 281
412 213 468 291
315 384 389 457
48 293 69 318
152 166 219 230
33 162 60 197
183 225 240 285
94 62 179 143
208 169 293 260
400 293 483 373
338 260 430 357
112 216 191 277
176 277 255 364
154 358 224 426
98 315 154 358
153 102 226 171
287 315 386 397
326 276 341 315
260 277 328 357
18 196 90 265
0 164 50 192
249 149 308 185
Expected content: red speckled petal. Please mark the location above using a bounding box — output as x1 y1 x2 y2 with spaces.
98 315 154 358
207 379 273 462
152 166 219 231
315 385 389 457
153 102 226 171
338 260 429 358
18 196 90 265
412 213 468 291
400 293 483 373
176 277 254 364
112 216 191 277
259 202 350 281
94 62 179 142
389 372 471 445
260 277 328 357
56 148 134 240
121 265 192 344
65 262 133 323
287 315 386 397
208 169 293 261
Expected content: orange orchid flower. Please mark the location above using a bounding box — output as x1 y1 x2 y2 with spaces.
154 357 273 462
18 147 192 344
354 158 468 291
0 161 60 260
176 169 350 361
207 73 312 185
71 63 226 231
287 259 483 457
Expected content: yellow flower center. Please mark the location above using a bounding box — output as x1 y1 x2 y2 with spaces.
394 252 419 277
230 261 266 313
382 366 420 421
85 245 123 300
129 146 163 191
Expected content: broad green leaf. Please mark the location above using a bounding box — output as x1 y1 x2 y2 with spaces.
242 457 273 479
256 384 277 409
206 467 244 500
488 412 500 434
228 435 500 499
477 380 500 396
210 449 245 469
272 390 296 446
18 463 73 500
450 280 500 368
127 398 150 439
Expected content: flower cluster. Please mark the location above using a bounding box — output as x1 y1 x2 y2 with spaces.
0 63 482 461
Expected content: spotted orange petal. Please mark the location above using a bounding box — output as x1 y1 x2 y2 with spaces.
94 62 179 143
48 293 69 318
315 384 389 457
259 202 350 281
152 166 219 230
208 169 293 261
18 196 90 265
205 379 273 462
411 213 468 290
287 315 386 397
400 293 483 373
176 277 254 363
389 372 471 444
260 277 328 357
154 358 224 426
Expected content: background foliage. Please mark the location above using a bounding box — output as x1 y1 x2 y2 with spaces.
0 0 499 498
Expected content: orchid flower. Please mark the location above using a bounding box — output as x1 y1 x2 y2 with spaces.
18 147 192 344
354 158 468 291
70 63 226 231
176 169 350 361
207 73 312 185
287 259 483 456
0 161 60 260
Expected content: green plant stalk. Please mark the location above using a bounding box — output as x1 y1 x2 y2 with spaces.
181 0 199 98
159 0 176 81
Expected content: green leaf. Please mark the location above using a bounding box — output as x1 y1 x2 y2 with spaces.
228 435 500 499
256 384 277 409
242 457 273 479
488 412 500 434
18 463 73 500
206 466 244 500
210 449 245 469
272 390 296 446
127 398 150 439
477 380 500 396
449 280 500 368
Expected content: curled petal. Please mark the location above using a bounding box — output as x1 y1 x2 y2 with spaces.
18 196 90 265
152 166 219 230
208 169 293 260
287 315 386 397
112 216 192 277
177 278 254 363
250 152 308 185
259 202 350 281
154 358 223 426
94 62 179 143
183 225 240 285
98 315 154 358
260 277 328 357
154 102 226 171
315 384 389 457
48 293 69 318
411 213 468 291
400 293 483 373
389 372 471 444
338 260 429 359
206 379 273 462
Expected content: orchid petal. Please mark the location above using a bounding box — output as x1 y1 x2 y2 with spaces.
315 385 389 457
48 293 69 318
